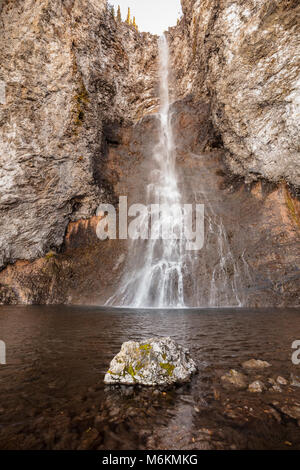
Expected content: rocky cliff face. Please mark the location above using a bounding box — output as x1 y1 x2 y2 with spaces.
169 0 300 188
0 0 158 269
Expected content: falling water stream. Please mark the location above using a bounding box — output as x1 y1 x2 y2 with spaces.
107 35 188 307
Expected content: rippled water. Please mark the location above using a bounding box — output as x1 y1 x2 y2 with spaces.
0 306 300 450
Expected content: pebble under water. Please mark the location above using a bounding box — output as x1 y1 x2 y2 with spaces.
0 306 300 450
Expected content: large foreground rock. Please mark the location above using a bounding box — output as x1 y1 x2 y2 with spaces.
104 337 197 386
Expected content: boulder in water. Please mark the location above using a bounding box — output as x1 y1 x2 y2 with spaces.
242 359 271 370
221 369 248 390
277 376 288 386
290 374 300 388
104 337 197 386
248 380 265 393
280 404 300 421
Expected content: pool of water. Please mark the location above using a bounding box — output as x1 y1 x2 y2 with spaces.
0 306 300 449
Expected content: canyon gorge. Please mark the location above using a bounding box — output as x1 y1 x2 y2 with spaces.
1 0 300 453
0 0 299 307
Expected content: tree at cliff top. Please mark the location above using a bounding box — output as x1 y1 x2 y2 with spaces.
117 5 121 22
132 16 138 31
126 7 130 25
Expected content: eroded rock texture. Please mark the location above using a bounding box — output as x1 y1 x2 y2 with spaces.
169 0 300 187
0 0 158 269
104 337 197 386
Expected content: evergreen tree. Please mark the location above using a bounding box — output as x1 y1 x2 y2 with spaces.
126 7 130 24
111 5 115 20
117 5 121 22
133 16 138 31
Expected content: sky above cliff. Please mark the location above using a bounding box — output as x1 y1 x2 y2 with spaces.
110 0 182 35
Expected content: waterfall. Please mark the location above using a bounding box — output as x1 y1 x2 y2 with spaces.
107 35 187 308
106 35 251 308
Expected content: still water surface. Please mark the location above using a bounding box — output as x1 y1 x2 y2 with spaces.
0 306 300 449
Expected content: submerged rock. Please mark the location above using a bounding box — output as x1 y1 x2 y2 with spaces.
248 380 265 393
104 337 197 386
290 374 300 388
280 404 300 420
242 359 271 370
271 384 282 393
221 370 248 390
277 376 288 386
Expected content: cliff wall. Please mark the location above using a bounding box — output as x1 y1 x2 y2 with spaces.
169 0 300 188
0 0 158 269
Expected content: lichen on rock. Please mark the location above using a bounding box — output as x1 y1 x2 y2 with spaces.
104 337 197 386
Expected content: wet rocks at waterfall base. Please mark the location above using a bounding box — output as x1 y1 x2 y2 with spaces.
104 337 197 386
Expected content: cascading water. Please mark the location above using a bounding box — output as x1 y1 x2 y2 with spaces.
107 35 187 308
106 35 251 308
